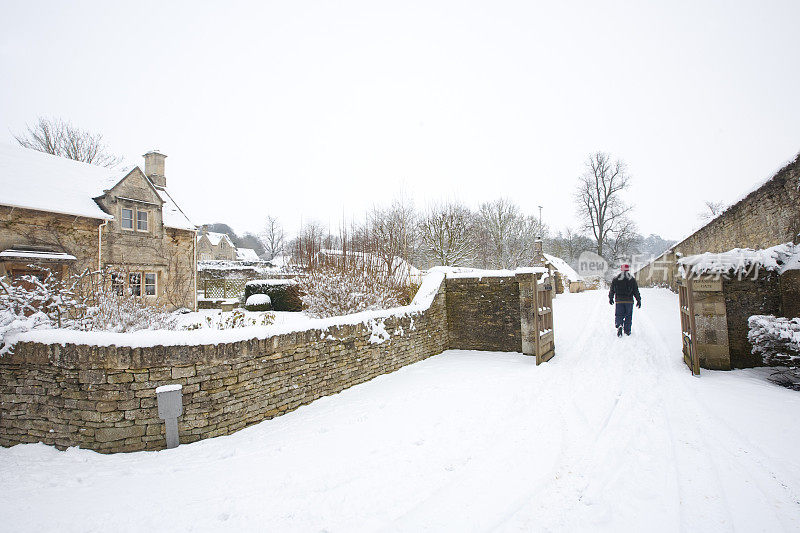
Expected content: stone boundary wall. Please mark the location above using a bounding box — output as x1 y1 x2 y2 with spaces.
445 276 521 352
636 153 800 290
1 274 536 453
1 283 449 453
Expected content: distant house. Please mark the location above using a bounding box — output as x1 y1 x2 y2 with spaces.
543 253 585 293
0 145 196 310
197 227 236 261
235 248 260 261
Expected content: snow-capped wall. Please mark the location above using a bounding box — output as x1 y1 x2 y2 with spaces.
636 152 800 290
0 270 548 453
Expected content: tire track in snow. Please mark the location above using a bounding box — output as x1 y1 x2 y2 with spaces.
637 306 800 531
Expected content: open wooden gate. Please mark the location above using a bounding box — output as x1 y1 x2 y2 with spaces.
533 271 555 365
678 278 700 376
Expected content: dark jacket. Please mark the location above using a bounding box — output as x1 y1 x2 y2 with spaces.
609 272 641 304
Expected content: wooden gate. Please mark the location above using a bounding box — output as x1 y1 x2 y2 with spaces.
678 278 700 376
533 271 555 365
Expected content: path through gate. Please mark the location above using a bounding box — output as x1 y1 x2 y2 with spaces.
678 278 700 376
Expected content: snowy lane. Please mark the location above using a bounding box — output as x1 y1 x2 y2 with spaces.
1 289 800 532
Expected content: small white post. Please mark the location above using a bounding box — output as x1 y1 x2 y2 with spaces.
156 384 183 449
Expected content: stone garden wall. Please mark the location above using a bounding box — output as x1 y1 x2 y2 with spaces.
445 276 521 353
636 153 800 290
1 273 534 453
723 273 783 368
0 282 449 453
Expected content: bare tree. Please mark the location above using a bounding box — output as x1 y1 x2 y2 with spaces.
259 215 285 260
419 201 476 266
574 152 633 259
607 218 640 262
14 117 122 167
699 200 726 221
476 198 547 269
363 198 417 281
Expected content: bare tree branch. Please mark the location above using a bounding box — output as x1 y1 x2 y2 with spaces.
14 116 122 168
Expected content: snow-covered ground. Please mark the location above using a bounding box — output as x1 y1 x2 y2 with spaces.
2 289 799 532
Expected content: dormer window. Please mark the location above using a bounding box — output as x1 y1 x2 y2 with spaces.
121 208 134 230
137 210 149 232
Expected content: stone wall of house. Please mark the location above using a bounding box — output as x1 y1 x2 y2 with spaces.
0 206 101 278
723 272 783 368
0 205 196 311
445 276 521 353
0 282 451 453
636 153 800 290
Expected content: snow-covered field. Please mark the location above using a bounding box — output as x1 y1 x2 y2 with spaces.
2 289 799 532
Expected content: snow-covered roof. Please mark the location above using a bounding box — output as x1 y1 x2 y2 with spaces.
678 242 798 277
199 231 235 247
236 248 260 261
0 143 121 220
0 143 194 231
543 253 583 282
0 249 77 262
155 187 194 231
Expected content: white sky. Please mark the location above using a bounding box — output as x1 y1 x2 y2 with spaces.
2 1 799 242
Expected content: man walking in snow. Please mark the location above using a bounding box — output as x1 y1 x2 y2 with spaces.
608 264 641 337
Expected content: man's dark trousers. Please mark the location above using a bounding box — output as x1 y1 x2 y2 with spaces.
615 303 634 335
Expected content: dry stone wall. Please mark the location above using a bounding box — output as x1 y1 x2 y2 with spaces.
1 284 449 453
636 153 800 290
445 276 521 353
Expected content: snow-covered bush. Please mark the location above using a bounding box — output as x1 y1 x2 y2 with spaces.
300 264 403 318
245 293 271 311
0 268 179 354
0 270 85 355
82 290 178 333
748 315 800 365
748 315 800 389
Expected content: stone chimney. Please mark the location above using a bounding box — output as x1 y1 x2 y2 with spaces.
201 224 209 236
143 150 167 188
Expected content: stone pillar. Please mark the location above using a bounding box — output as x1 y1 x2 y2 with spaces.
516 272 536 356
690 277 730 370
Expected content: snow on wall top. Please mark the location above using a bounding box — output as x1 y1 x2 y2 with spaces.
0 144 194 231
15 271 446 349
543 253 583 282
430 266 548 279
236 248 260 261
678 242 798 277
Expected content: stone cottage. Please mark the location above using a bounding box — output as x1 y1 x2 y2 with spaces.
197 227 236 261
0 145 196 310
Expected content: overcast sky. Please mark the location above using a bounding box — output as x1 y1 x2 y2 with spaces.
2 1 799 242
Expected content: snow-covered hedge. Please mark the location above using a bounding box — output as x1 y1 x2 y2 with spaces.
244 278 302 311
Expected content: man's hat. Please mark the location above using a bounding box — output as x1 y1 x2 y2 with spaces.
621 264 630 271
